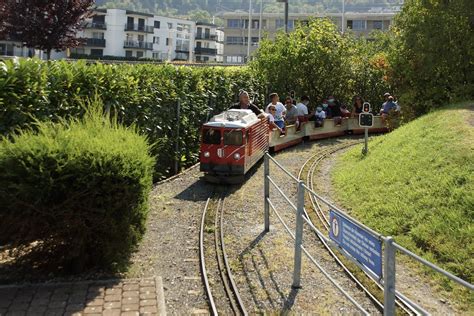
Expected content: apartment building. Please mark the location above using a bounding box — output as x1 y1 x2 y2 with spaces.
72 9 195 61
222 11 396 63
194 22 225 63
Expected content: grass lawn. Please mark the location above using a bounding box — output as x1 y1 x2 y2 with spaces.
332 101 473 306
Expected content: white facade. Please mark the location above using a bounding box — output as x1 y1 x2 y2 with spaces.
72 9 195 61
194 22 223 63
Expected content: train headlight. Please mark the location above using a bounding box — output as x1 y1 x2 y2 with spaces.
203 151 210 158
233 153 241 160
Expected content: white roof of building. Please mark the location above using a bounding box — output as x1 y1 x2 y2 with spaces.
204 109 259 128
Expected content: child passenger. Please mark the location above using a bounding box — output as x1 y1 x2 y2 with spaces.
268 105 284 134
315 106 326 127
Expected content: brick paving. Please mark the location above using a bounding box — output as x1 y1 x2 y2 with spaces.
0 277 165 316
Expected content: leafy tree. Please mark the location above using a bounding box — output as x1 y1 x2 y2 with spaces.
0 0 94 60
250 18 391 109
388 0 474 116
188 9 212 23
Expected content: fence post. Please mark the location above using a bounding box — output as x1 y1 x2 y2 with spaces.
174 99 181 175
264 152 270 232
384 236 396 316
292 181 305 288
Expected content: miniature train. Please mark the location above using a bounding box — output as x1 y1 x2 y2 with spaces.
199 109 387 183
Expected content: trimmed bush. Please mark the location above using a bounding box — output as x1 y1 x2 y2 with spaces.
0 101 155 272
0 59 265 180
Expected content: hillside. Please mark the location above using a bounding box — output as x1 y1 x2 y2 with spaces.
95 0 404 18
332 102 473 304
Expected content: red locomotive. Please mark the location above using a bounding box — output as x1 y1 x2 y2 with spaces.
200 109 269 183
200 108 388 183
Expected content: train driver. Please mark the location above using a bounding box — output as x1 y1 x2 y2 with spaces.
230 90 265 119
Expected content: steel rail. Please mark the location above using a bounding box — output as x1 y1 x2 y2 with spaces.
302 142 417 315
200 197 218 315
214 198 240 315
301 142 385 311
220 198 249 315
201 193 248 315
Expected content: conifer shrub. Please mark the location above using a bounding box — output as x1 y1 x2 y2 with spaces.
0 101 155 272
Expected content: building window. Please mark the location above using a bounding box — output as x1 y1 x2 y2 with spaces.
136 51 144 58
203 56 209 62
168 22 173 29
152 52 161 59
125 50 133 57
153 36 160 44
276 19 294 29
373 20 383 30
252 19 260 29
227 19 241 28
166 38 171 46
226 56 243 63
138 34 144 42
348 20 366 30
90 49 103 57
226 36 244 45
92 32 104 39
154 21 160 28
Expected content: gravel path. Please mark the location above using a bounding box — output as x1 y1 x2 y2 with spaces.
126 135 463 314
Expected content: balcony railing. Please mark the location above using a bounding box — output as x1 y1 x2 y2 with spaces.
84 22 107 29
124 23 154 33
194 47 217 55
195 34 217 41
85 38 106 47
123 40 153 50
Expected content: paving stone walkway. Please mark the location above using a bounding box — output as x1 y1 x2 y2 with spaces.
0 277 166 316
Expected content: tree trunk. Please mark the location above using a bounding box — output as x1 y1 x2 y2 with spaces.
46 49 51 60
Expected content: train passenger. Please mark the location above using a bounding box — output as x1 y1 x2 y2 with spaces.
231 90 265 118
351 96 364 118
314 106 326 127
380 95 397 123
327 96 342 125
284 97 298 126
340 104 351 118
265 93 286 129
296 95 310 122
267 105 284 134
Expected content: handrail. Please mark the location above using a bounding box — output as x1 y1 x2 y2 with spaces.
300 245 369 315
393 242 474 290
267 175 297 212
302 183 383 239
263 151 473 315
267 198 295 240
267 154 300 183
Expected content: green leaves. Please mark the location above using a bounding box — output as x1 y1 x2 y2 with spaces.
389 0 474 116
0 59 266 179
250 18 391 109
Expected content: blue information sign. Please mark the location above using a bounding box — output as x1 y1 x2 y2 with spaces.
329 209 382 278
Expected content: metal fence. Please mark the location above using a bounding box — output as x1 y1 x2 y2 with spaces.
263 152 473 316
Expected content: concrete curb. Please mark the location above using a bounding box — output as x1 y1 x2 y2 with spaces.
155 276 167 315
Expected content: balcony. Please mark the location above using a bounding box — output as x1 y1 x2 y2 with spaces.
85 38 106 47
84 22 107 30
124 23 154 33
195 34 217 41
194 47 217 55
123 40 153 50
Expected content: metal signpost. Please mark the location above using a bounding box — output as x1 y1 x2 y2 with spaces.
329 210 383 278
359 102 373 155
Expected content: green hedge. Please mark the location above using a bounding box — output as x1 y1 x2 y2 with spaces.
0 59 265 179
0 103 155 272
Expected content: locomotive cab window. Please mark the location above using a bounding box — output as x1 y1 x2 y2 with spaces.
224 130 243 146
202 128 221 144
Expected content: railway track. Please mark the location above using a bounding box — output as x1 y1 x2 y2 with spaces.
298 140 417 315
199 192 248 316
